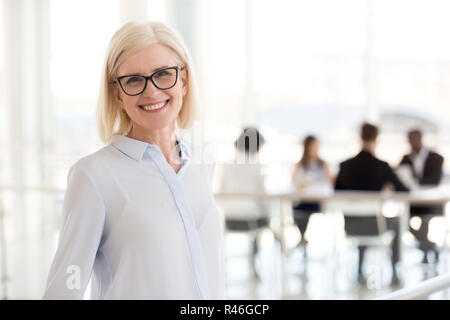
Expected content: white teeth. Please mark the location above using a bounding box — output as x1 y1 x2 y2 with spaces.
142 101 166 111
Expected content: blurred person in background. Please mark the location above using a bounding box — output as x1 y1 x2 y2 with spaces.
291 135 334 257
43 21 224 299
335 123 409 286
219 127 270 279
398 129 444 264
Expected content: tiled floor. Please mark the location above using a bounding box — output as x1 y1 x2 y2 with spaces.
223 217 450 300
224 234 450 300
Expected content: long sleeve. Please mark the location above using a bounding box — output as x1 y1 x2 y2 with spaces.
399 155 410 166
334 164 345 190
386 164 409 192
421 154 443 185
43 164 106 299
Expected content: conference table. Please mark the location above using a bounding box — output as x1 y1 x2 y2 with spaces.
214 184 450 297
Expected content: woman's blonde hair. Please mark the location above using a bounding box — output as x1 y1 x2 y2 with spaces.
97 21 199 144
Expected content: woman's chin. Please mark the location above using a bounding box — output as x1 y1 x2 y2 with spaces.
137 120 177 132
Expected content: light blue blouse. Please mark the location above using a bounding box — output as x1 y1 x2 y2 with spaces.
43 134 225 299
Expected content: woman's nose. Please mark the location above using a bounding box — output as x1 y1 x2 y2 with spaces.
142 79 160 97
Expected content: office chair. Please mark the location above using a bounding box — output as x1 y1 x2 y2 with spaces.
327 199 395 287
224 216 270 280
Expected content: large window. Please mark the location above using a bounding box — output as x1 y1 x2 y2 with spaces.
49 0 120 186
372 0 450 167
0 0 6 183
197 0 371 190
194 0 450 188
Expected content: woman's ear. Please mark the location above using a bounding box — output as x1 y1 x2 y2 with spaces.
180 69 188 97
113 83 125 109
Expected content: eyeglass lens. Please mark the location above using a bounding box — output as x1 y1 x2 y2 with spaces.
120 68 178 95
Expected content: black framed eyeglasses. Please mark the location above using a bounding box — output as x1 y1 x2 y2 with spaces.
116 66 182 96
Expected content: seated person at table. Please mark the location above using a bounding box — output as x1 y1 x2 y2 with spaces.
398 129 444 264
292 135 334 255
335 122 409 286
219 127 270 278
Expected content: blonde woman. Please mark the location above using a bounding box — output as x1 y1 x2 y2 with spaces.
43 21 224 299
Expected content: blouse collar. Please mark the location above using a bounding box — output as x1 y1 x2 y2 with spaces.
111 134 190 163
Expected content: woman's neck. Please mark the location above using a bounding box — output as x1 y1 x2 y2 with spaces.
127 124 181 170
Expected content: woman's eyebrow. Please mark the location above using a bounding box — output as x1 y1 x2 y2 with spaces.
152 65 170 72
121 73 142 76
121 66 171 77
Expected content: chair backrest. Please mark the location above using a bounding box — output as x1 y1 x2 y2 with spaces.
326 199 387 236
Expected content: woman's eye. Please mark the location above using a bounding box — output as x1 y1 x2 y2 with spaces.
154 70 171 78
126 76 144 84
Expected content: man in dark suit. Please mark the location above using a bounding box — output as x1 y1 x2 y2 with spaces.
335 123 409 286
399 129 444 264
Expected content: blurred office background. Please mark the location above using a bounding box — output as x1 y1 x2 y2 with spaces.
1 0 450 299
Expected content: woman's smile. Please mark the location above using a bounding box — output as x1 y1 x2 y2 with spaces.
138 99 170 112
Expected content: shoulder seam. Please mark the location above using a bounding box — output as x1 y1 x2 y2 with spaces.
73 163 107 213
